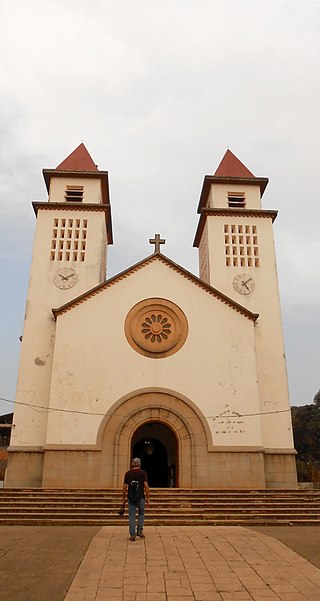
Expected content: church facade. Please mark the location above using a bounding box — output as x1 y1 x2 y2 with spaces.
6 145 297 489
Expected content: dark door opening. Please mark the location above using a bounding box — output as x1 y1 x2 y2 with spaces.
133 438 168 487
131 422 177 487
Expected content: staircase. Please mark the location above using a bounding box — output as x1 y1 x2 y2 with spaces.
1 488 320 526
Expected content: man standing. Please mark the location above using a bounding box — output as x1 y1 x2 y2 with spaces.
122 457 150 541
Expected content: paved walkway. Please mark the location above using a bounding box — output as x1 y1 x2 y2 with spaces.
2 526 320 601
64 526 320 601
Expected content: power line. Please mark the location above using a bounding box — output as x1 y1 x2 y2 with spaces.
0 396 105 416
0 395 292 420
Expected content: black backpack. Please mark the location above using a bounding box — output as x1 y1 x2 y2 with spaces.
128 479 143 503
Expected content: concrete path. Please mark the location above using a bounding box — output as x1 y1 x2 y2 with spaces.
2 526 320 601
64 526 320 601
0 526 100 601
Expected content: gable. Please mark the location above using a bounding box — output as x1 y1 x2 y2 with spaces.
49 257 260 448
53 253 258 322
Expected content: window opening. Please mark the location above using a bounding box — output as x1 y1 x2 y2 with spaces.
224 223 260 268
65 186 84 202
228 192 245 208
50 218 88 262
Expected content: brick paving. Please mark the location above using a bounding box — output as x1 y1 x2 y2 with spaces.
64 526 320 601
1 525 320 600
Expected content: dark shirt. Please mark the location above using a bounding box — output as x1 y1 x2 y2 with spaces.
124 468 148 498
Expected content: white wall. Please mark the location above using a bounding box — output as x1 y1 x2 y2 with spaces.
45 260 262 448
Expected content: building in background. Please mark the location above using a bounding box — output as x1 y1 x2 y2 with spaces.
5 145 297 489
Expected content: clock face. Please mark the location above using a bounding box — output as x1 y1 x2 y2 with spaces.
232 273 255 295
53 268 77 289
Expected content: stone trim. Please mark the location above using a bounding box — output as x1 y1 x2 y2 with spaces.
98 389 213 488
32 202 113 244
96 387 214 450
210 446 265 453
25 444 296 455
43 445 100 451
264 448 297 455
8 447 44 453
124 298 189 358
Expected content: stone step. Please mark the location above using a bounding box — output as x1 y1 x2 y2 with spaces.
3 490 275 494
2 493 320 502
1 504 320 514
2 488 320 495
3 498 320 506
0 516 320 526
1 488 320 526
0 499 320 511
1 509 320 518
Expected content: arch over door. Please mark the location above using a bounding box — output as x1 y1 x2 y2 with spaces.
98 389 212 487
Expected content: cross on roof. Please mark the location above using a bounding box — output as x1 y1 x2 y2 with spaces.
149 234 166 253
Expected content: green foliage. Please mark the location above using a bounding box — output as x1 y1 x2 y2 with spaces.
292 389 320 482
314 389 320 406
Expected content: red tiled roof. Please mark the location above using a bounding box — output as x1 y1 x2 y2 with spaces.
214 149 255 178
56 143 98 171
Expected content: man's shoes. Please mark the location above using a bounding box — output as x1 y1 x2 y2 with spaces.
129 535 136 541
136 530 145 538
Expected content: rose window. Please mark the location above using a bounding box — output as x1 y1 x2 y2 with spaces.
125 298 188 358
141 314 172 343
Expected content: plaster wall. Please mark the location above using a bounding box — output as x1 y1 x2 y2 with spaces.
207 184 262 209
48 177 103 204
205 214 293 450
46 259 262 449
10 207 107 449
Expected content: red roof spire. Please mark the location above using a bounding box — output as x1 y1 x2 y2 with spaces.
214 149 255 178
56 143 98 171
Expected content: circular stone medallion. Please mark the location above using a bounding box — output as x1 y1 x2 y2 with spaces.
124 298 188 358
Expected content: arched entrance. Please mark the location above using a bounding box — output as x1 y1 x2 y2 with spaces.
132 422 177 487
98 389 213 487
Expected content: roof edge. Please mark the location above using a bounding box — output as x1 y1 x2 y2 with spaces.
42 168 109 193
32 201 113 244
52 253 259 322
197 175 269 213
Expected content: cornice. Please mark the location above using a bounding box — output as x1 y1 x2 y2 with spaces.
197 175 269 213
193 208 278 247
32 201 113 244
42 168 108 190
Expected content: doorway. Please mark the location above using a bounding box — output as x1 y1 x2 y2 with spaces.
131 421 178 487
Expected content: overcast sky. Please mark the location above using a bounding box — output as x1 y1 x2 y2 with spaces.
0 0 319 416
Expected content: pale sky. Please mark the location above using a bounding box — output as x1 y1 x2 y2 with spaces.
0 0 319 416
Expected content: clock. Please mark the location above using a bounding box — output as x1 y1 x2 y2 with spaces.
53 268 77 289
232 274 255 295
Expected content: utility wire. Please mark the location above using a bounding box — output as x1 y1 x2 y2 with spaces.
0 395 292 420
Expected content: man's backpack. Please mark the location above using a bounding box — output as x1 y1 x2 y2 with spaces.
128 479 143 503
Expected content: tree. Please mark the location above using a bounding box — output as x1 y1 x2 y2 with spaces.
314 389 320 406
291 390 320 482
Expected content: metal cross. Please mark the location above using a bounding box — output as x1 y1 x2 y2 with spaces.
149 234 166 253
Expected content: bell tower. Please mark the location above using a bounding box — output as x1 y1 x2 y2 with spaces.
194 149 270 291
41 142 112 290
194 150 295 486
7 145 113 486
